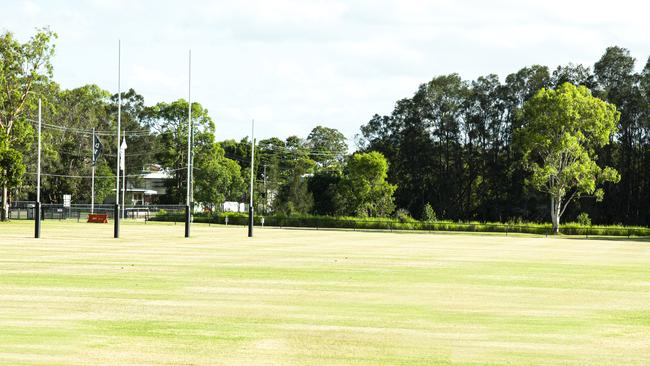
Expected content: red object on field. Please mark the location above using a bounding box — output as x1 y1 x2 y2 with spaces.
87 214 108 223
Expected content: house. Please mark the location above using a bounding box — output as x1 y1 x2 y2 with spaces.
109 164 173 205
140 164 172 196
222 201 247 212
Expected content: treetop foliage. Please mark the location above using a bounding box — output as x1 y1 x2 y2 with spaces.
2 29 650 227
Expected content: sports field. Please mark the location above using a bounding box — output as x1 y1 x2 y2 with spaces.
1 221 649 365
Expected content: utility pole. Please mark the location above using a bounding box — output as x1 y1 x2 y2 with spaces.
248 119 255 237
114 40 121 238
185 49 192 238
35 98 42 238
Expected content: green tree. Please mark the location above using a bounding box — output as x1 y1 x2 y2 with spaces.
422 203 437 222
37 84 113 203
306 125 348 170
273 136 316 214
148 99 241 208
335 151 396 217
358 74 471 219
275 174 314 215
551 63 594 89
0 149 26 209
517 83 621 234
109 88 155 190
193 132 244 210
147 99 208 204
593 47 645 225
93 162 115 204
0 28 56 220
308 170 341 215
257 137 285 212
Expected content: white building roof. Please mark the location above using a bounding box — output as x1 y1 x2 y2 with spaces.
141 170 173 179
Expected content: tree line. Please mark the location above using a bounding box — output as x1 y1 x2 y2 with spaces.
2 28 649 228
358 48 650 227
0 29 395 221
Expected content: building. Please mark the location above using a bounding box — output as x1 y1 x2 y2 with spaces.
110 164 173 205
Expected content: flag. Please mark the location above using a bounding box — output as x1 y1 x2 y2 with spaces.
92 135 103 166
120 137 127 171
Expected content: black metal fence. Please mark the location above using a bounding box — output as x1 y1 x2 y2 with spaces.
8 201 187 222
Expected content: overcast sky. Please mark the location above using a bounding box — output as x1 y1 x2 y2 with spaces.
3 0 650 145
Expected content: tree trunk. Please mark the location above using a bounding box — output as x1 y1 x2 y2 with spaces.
550 195 561 235
1 184 8 221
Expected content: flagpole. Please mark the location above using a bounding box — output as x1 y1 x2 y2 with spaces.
114 40 121 238
91 127 95 214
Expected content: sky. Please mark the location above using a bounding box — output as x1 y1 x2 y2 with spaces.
2 0 650 146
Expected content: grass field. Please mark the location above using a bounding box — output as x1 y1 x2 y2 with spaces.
1 221 650 365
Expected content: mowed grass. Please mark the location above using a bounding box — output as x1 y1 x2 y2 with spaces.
1 221 649 365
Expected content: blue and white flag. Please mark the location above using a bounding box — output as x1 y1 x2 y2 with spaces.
92 135 103 166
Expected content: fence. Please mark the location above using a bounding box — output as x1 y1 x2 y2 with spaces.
7 202 650 238
8 201 187 222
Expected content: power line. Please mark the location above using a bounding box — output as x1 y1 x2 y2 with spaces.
53 149 154 158
26 119 153 136
24 166 189 179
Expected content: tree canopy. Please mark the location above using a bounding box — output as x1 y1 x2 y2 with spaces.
0 28 56 220
334 151 396 217
3 29 650 230
517 83 620 233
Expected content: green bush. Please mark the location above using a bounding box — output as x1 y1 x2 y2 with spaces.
422 203 437 222
576 212 591 226
395 209 416 223
148 211 650 237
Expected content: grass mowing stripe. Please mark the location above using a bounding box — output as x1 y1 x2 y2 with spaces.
1 220 649 365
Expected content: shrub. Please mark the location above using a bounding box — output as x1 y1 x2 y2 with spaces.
394 208 415 223
576 212 591 226
148 211 650 237
422 203 437 222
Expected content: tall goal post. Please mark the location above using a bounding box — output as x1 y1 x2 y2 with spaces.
185 49 192 238
248 119 255 238
34 98 42 238
114 40 121 238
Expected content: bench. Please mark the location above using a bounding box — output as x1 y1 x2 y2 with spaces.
87 214 108 223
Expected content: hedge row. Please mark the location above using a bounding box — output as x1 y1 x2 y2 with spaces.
148 212 650 237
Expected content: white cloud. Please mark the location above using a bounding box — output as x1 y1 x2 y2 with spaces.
2 0 650 144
